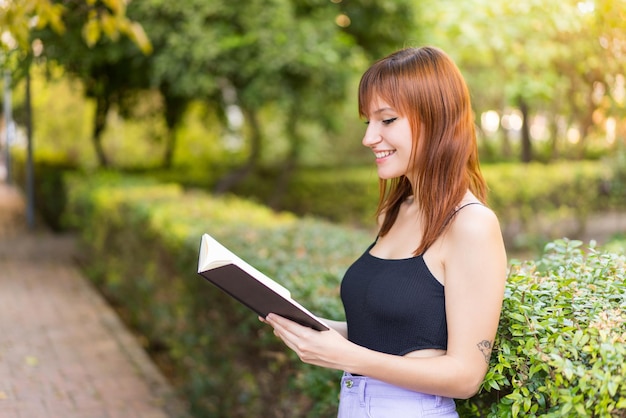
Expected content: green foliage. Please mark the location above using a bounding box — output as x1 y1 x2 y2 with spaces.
10 150 78 231
605 145 626 209
604 235 626 255
230 165 380 227
23 0 417 170
420 0 626 162
62 171 372 418
1 0 151 61
6 0 624 173
481 161 616 247
457 239 626 417
29 167 626 417
167 159 619 253
1 0 65 53
26 147 623 257
26 65 99 165
336 0 417 59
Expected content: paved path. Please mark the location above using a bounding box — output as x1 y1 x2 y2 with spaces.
0 183 188 418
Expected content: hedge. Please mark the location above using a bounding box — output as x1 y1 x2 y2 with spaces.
11 151 626 255
166 159 623 253
61 171 370 417
57 171 626 417
459 239 626 417
482 162 616 249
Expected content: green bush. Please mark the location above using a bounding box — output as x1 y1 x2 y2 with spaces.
482 162 614 247
62 171 371 418
9 151 78 231
604 235 626 255
458 239 626 417
42 170 626 417
157 159 619 254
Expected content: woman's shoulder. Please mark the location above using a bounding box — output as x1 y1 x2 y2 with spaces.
439 201 507 284
445 202 502 248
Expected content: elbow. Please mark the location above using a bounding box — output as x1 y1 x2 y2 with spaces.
454 384 480 400
452 375 484 399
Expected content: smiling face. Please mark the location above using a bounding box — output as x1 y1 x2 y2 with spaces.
362 98 415 180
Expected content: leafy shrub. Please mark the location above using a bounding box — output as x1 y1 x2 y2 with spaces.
62 171 372 418
458 239 626 417
156 160 619 254
9 151 78 231
482 162 614 248
604 235 626 255
41 170 626 417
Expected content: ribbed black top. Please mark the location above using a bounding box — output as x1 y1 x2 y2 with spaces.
340 244 448 355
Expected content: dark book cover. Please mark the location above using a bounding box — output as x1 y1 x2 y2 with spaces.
197 234 329 331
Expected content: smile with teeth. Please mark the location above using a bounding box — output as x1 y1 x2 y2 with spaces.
375 150 395 159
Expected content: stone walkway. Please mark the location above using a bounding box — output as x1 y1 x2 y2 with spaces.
0 183 188 418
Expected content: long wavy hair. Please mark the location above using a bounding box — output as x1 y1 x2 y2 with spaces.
358 46 487 255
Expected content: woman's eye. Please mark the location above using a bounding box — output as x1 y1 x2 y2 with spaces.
382 117 398 125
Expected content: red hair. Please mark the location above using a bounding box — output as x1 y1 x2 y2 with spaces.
358 46 487 255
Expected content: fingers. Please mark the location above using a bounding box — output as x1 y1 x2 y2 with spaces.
266 314 304 343
265 313 292 330
263 314 344 369
265 314 289 335
259 315 283 340
265 314 299 351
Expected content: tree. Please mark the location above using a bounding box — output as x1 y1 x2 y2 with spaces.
556 0 626 156
419 0 626 162
205 0 417 194
1 0 149 52
1 0 151 167
27 1 154 167
125 0 417 193
4 0 419 178
124 0 222 169
337 0 418 59
1 0 151 228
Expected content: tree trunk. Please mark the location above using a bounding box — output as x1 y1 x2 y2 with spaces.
161 92 188 169
518 98 532 163
576 90 596 159
500 127 512 159
213 105 262 194
548 116 560 161
162 129 176 169
269 104 301 209
93 94 110 167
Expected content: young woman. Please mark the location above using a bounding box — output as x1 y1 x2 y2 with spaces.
264 46 507 417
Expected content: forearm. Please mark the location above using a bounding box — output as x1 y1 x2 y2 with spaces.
267 314 487 399
344 349 486 399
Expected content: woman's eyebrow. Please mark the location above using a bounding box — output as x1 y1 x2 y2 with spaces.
372 107 393 114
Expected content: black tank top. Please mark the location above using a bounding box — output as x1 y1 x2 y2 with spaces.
340 202 482 356
340 244 447 355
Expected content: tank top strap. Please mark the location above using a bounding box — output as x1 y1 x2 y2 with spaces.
453 201 484 215
441 201 484 230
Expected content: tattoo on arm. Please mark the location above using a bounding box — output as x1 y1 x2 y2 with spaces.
477 340 493 364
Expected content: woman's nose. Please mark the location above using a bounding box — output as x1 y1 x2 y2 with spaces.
362 124 382 147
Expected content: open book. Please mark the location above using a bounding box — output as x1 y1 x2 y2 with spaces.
197 234 329 331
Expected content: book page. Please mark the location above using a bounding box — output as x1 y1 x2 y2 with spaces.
198 234 291 299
